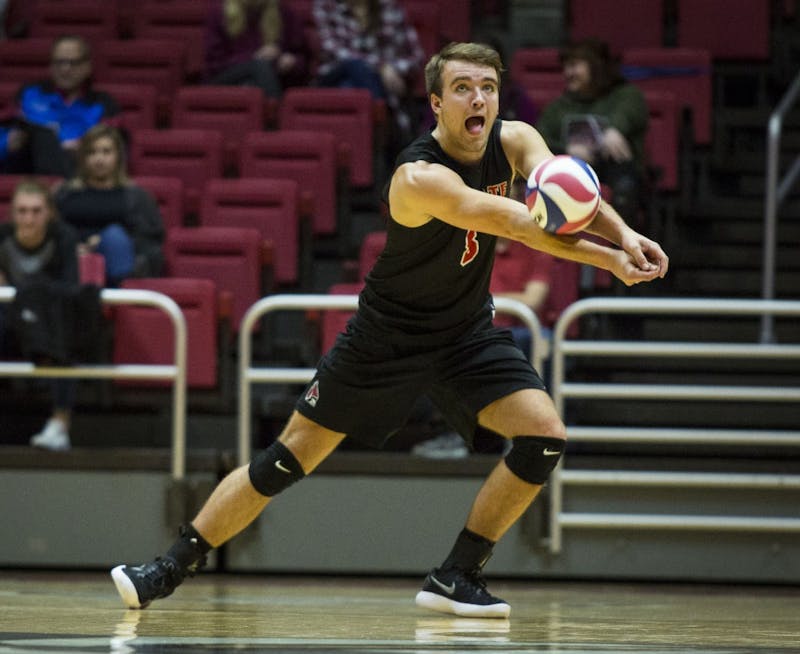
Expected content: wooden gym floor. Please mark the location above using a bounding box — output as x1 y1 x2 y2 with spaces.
1 571 798 653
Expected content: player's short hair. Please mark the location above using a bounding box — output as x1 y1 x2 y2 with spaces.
425 41 504 98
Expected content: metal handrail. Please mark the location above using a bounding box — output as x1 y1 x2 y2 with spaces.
762 69 800 343
548 296 800 553
0 287 188 480
237 294 544 467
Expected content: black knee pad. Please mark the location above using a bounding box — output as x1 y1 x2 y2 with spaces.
248 440 305 497
504 435 564 485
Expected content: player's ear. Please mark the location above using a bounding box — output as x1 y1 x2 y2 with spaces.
430 93 442 117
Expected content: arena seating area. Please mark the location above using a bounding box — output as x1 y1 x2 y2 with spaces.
1 0 798 454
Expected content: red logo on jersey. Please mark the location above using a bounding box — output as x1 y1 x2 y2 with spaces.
460 229 479 266
485 181 508 196
459 181 507 266
305 380 320 407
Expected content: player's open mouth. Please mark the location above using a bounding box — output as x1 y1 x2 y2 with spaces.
465 116 484 135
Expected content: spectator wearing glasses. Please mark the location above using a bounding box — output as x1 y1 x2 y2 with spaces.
0 35 120 177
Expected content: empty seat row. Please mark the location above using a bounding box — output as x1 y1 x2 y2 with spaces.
567 0 772 60
125 129 340 242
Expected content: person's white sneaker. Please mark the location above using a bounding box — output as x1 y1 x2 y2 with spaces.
30 419 71 451
411 432 469 459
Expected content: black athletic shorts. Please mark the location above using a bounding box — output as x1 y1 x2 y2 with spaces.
295 322 547 448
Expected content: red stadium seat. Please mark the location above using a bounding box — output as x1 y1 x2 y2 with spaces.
524 85 563 115
356 230 386 279
0 39 52 85
541 257 581 337
78 252 106 287
94 39 187 122
643 90 679 192
29 0 120 44
199 177 304 287
622 48 713 145
400 1 441 59
95 82 158 131
131 0 208 78
568 0 664 55
320 282 362 354
509 47 564 104
435 0 471 43
240 129 340 237
164 226 266 331
315 231 386 353
676 0 771 60
0 82 19 120
132 176 185 230
279 87 380 189
129 128 224 216
398 0 439 98
113 277 219 389
172 86 265 173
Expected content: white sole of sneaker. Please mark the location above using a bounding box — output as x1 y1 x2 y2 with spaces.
111 565 144 609
415 590 511 618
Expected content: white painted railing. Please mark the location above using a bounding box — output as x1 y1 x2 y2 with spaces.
0 287 188 480
237 294 543 467
548 296 800 553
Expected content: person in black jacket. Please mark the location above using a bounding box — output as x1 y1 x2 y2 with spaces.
0 179 79 450
55 124 164 286
0 35 119 177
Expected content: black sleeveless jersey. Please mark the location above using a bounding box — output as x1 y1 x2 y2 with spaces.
355 119 513 350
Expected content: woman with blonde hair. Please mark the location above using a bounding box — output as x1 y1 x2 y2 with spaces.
204 0 309 97
54 124 164 286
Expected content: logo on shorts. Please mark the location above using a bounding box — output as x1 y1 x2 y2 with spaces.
304 380 320 407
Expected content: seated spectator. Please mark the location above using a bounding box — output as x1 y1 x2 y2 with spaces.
204 0 309 97
490 236 555 358
312 0 425 145
0 35 120 177
535 38 648 224
0 180 80 450
54 125 164 287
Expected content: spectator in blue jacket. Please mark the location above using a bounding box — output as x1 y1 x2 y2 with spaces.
0 35 119 177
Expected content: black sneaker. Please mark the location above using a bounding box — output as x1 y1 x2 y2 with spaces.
111 557 189 609
415 566 510 618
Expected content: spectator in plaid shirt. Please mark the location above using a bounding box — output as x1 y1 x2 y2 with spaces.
312 0 425 146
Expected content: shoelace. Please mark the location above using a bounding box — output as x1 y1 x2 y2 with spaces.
139 557 183 591
464 568 491 596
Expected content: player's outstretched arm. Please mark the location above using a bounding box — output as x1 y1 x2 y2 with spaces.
585 200 669 279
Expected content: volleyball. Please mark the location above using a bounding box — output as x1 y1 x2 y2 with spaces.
525 155 601 234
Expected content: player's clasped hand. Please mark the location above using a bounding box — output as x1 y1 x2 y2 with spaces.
619 232 669 281
612 243 669 286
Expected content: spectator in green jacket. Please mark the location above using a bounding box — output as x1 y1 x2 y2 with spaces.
536 39 648 224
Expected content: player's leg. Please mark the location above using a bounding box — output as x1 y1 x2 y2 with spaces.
111 412 345 609
466 388 565 540
416 388 564 618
